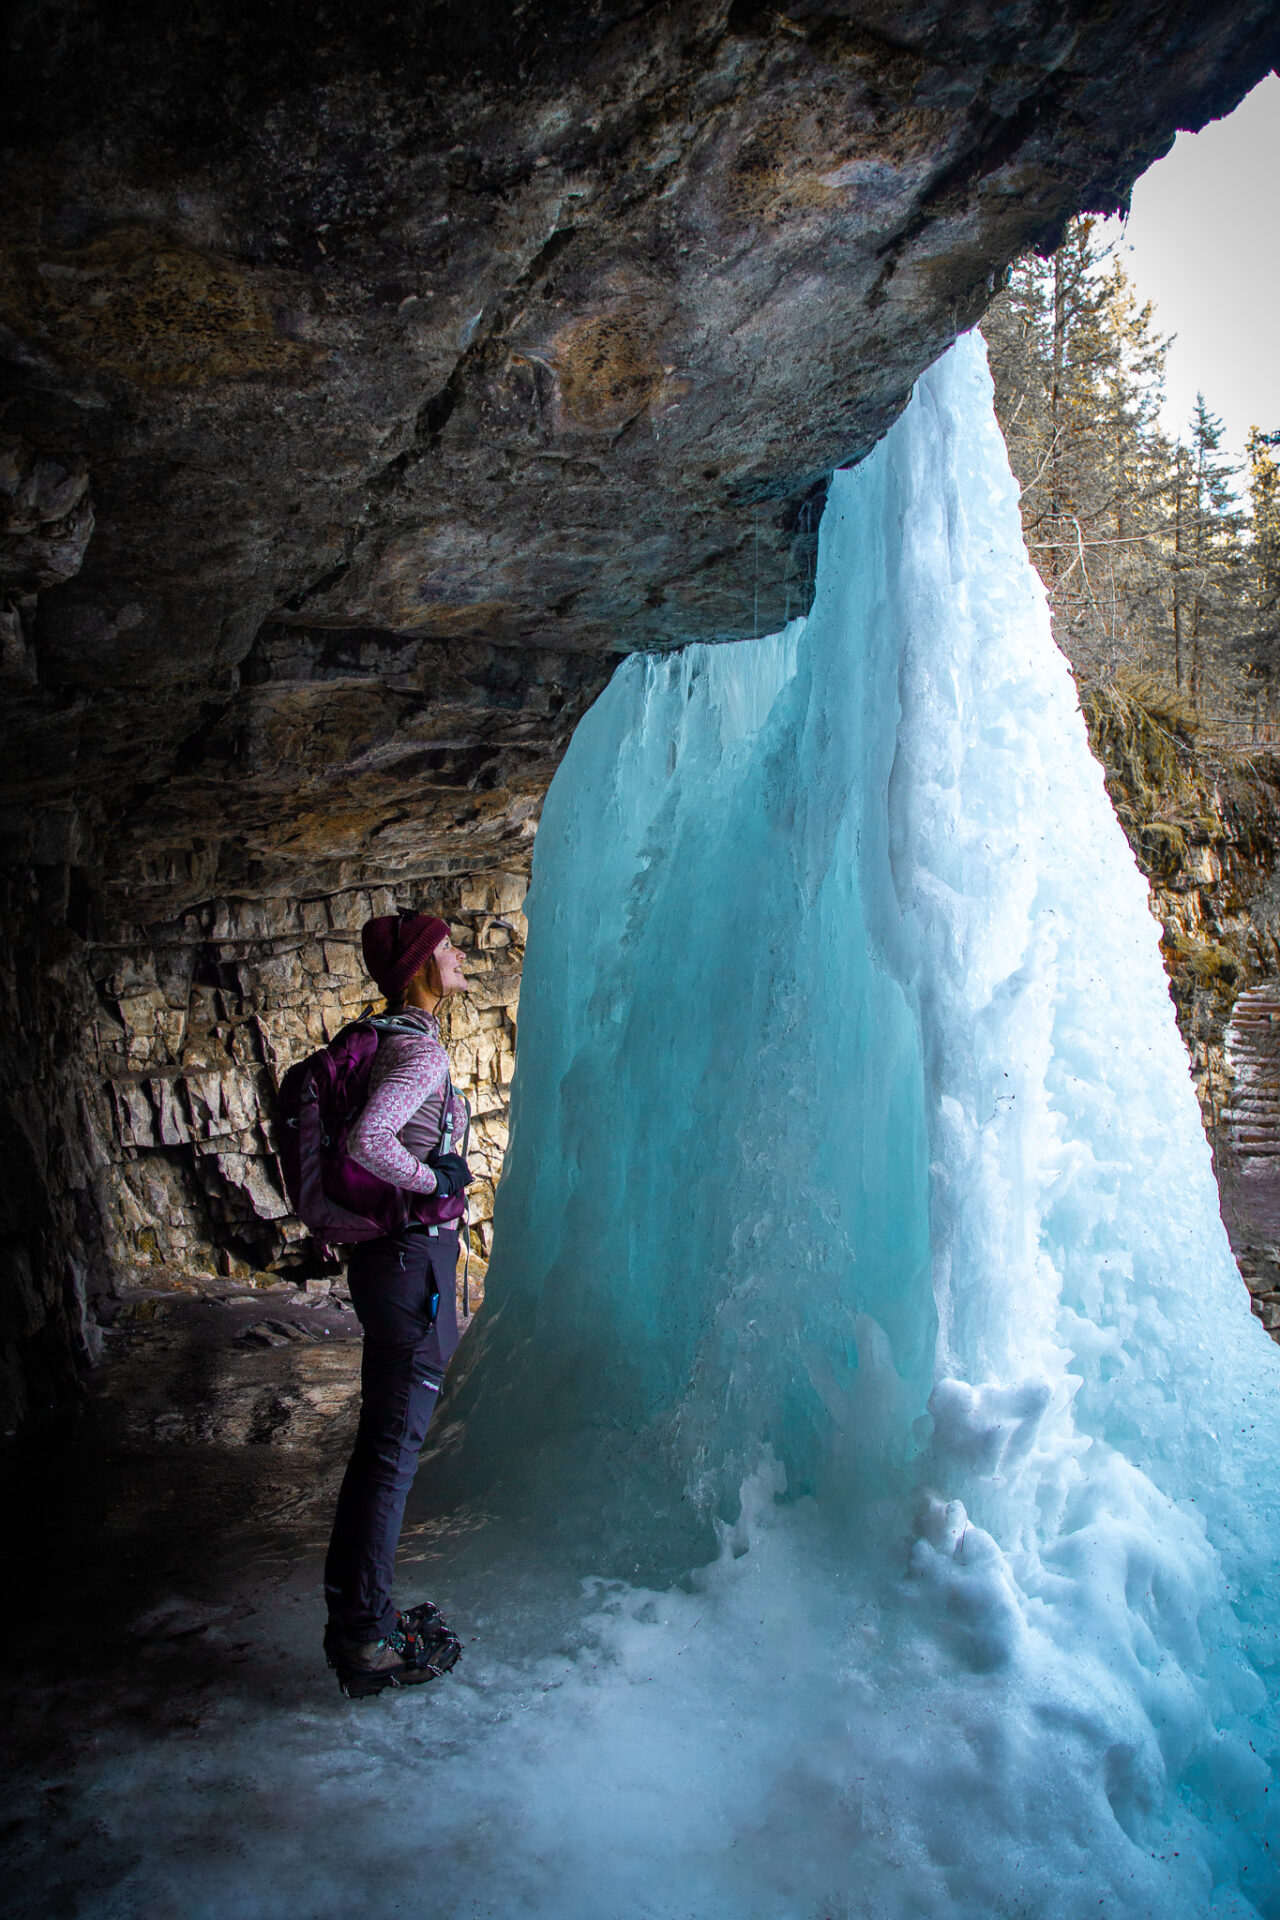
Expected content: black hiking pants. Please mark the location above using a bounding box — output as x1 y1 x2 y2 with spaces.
323 1224 461 1643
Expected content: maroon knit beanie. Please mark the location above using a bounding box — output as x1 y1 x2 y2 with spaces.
361 912 451 1000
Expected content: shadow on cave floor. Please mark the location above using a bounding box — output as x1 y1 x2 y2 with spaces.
0 1283 384 1801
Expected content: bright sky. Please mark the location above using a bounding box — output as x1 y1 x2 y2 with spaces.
1097 71 1280 472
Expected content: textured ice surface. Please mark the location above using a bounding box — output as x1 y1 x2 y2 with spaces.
28 336 1280 1918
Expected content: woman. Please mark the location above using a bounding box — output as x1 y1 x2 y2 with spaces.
322 909 473 1696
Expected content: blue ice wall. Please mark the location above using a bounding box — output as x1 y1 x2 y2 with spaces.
430 333 1280 1914
449 598 936 1541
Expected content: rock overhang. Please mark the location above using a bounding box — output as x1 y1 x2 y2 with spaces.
2 0 1279 910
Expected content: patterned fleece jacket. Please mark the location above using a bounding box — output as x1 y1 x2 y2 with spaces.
345 1010 467 1196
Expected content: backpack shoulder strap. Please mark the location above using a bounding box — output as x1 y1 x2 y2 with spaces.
439 1070 470 1155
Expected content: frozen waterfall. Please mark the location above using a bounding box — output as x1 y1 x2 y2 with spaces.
433 331 1280 1915
39 334 1280 1920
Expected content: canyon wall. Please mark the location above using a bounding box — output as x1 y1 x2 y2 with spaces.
1081 684 1280 1325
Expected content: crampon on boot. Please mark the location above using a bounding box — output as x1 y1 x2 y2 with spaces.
326 1600 463 1699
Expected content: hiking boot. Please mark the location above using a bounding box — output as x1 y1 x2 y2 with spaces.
326 1604 463 1699
399 1598 454 1641
322 1603 457 1672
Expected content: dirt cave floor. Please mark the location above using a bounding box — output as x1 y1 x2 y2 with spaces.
0 1275 485 1913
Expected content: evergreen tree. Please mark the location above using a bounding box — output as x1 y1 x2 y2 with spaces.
984 219 1174 683
1243 428 1280 683
1180 395 1244 698
985 218 1262 726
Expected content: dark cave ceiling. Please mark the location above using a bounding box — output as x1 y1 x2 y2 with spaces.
3 0 1278 918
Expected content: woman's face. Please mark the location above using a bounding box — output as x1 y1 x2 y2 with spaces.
429 938 470 1001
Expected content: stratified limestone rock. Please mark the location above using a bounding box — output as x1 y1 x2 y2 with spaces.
86 880 524 1319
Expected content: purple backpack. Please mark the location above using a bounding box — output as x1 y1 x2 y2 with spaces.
276 1016 468 1250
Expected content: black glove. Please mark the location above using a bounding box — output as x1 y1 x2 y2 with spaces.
427 1151 472 1199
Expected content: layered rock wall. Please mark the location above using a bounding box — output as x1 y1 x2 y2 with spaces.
1 871 526 1429
1082 686 1280 1112
95 878 524 1284
0 866 114 1426
1081 684 1280 1324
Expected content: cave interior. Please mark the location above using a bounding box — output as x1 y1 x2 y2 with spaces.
6 5 1280 1912
4 0 1277 1432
